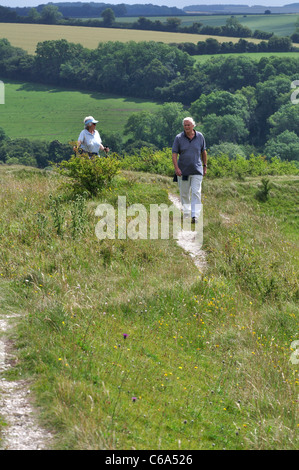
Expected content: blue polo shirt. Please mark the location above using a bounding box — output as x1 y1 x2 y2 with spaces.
172 130 206 175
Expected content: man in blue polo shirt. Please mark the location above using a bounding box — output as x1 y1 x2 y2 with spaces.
172 117 207 223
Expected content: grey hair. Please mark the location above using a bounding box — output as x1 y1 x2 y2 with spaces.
183 117 196 126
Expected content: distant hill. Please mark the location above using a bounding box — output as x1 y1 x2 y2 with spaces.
183 3 299 14
14 2 186 18
10 1 299 19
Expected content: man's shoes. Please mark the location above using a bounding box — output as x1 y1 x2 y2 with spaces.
191 217 198 224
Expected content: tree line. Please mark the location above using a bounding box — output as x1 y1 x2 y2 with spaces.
0 38 299 166
0 133 73 168
175 36 293 56
13 2 185 19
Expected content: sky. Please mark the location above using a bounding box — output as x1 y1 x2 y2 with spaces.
0 0 291 8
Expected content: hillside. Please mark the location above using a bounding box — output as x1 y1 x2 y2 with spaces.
14 2 185 18
0 163 298 450
12 2 299 16
0 5 298 450
184 3 299 13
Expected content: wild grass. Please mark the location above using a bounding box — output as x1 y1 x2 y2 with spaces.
0 164 298 450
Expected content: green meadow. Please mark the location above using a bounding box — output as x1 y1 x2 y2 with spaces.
184 14 298 37
0 81 161 143
0 162 298 450
116 13 299 37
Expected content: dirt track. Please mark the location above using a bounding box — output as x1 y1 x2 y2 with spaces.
0 314 53 450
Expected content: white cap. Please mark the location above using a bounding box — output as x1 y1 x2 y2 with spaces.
84 116 98 126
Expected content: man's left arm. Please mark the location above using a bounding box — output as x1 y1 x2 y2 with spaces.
202 150 207 176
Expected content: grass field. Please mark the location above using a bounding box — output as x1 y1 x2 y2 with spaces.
0 23 262 55
0 80 161 143
232 13 298 37
116 14 299 37
0 165 298 449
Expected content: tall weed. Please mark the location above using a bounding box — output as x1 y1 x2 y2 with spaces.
255 177 272 202
49 194 66 238
69 194 88 239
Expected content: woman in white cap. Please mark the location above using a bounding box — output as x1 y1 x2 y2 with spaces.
75 116 109 156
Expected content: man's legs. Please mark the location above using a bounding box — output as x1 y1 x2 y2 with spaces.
178 176 191 218
190 174 203 220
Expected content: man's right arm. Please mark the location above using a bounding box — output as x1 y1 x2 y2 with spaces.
172 152 182 176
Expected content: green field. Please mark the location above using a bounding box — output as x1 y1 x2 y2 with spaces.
0 22 261 55
197 13 298 37
116 13 299 37
0 81 161 143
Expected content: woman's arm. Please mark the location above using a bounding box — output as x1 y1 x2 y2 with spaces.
73 140 82 153
100 143 110 153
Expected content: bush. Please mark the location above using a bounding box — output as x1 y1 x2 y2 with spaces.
121 147 174 176
120 148 299 180
55 153 120 197
207 154 299 179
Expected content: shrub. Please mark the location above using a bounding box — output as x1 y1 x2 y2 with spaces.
119 148 299 180
121 147 174 176
55 153 120 197
207 154 299 179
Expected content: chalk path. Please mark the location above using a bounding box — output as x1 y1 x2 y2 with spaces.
0 314 53 450
168 193 207 272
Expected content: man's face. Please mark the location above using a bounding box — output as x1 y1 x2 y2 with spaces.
183 120 194 133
